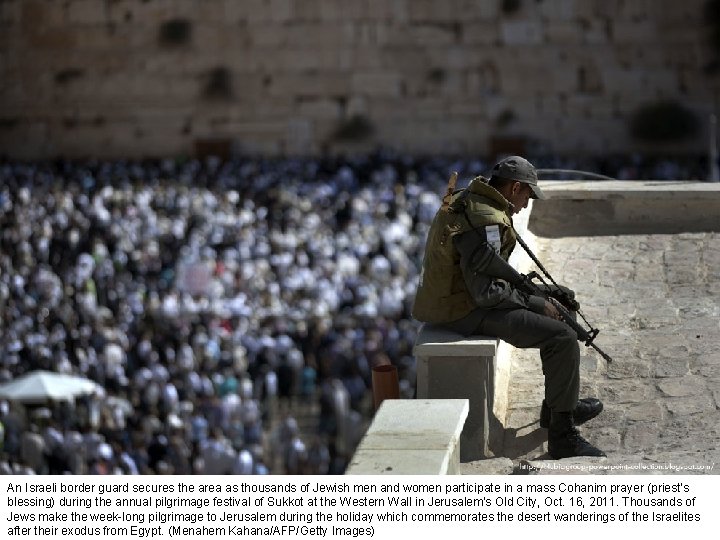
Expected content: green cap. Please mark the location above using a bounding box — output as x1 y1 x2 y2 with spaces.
491 156 545 200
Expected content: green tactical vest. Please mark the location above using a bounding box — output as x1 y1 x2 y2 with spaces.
412 177 517 324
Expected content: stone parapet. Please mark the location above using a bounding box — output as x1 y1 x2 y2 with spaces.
345 399 469 475
532 180 720 236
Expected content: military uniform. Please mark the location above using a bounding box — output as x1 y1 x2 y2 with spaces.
413 176 580 412
413 155 604 459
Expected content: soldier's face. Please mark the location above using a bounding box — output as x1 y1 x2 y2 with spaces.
508 183 532 215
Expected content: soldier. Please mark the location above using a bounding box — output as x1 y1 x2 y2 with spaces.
412 156 604 459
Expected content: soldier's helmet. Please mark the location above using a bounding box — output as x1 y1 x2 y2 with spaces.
491 156 545 199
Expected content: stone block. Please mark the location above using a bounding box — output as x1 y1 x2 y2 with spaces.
414 324 498 461
461 0 499 20
1 0 20 25
426 45 479 70
352 71 402 97
241 0 273 23
407 0 436 22
544 21 582 44
187 23 228 52
191 0 230 23
461 22 500 45
589 67 642 96
448 101 485 117
149 0 197 19
500 20 544 46
482 94 511 119
291 0 322 22
408 0 465 23
105 0 131 24
538 0 575 21
163 77 201 102
67 0 107 25
622 420 659 451
318 0 369 21
611 20 659 44
666 396 715 417
270 0 297 23
274 47 322 71
122 72 173 100
654 357 690 378
657 376 706 398
375 46 426 70
372 21 402 46
0 121 48 158
26 27 78 49
269 73 349 98
366 0 409 22
349 48 382 69
407 24 457 45
282 23 354 46
284 117 314 155
297 98 342 119
625 401 664 422
20 0 65 29
71 24 122 51
581 20 610 45
231 120 287 138
346 95 369 117
346 399 469 475
273 47 353 72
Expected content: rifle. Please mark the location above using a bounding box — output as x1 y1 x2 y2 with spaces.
513 229 614 364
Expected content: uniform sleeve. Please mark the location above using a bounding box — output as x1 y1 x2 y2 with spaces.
454 229 547 312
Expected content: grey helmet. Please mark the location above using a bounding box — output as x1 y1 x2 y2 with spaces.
491 156 545 199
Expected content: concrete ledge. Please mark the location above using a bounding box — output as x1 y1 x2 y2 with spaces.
539 180 720 199
534 180 720 236
345 399 469 475
414 325 497 461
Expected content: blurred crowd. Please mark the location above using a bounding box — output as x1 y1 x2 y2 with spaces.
0 151 709 475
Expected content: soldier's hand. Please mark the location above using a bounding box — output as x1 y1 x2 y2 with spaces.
543 299 562 321
550 290 580 312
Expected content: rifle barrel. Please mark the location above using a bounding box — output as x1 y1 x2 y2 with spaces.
591 343 614 363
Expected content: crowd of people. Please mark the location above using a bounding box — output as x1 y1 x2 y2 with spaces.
0 151 709 475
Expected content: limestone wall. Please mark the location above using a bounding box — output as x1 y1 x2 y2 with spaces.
0 0 716 158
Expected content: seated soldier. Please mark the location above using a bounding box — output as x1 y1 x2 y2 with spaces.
412 156 604 459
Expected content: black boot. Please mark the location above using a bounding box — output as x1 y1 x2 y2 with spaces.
548 411 606 459
540 398 603 429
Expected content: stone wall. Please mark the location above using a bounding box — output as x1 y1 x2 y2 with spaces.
0 0 716 159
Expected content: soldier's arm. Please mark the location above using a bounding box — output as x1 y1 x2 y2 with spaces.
454 229 546 312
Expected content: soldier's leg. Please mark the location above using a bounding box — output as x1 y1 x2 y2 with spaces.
470 308 580 411
457 308 604 459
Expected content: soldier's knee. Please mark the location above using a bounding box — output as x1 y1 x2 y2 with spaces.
557 326 578 346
